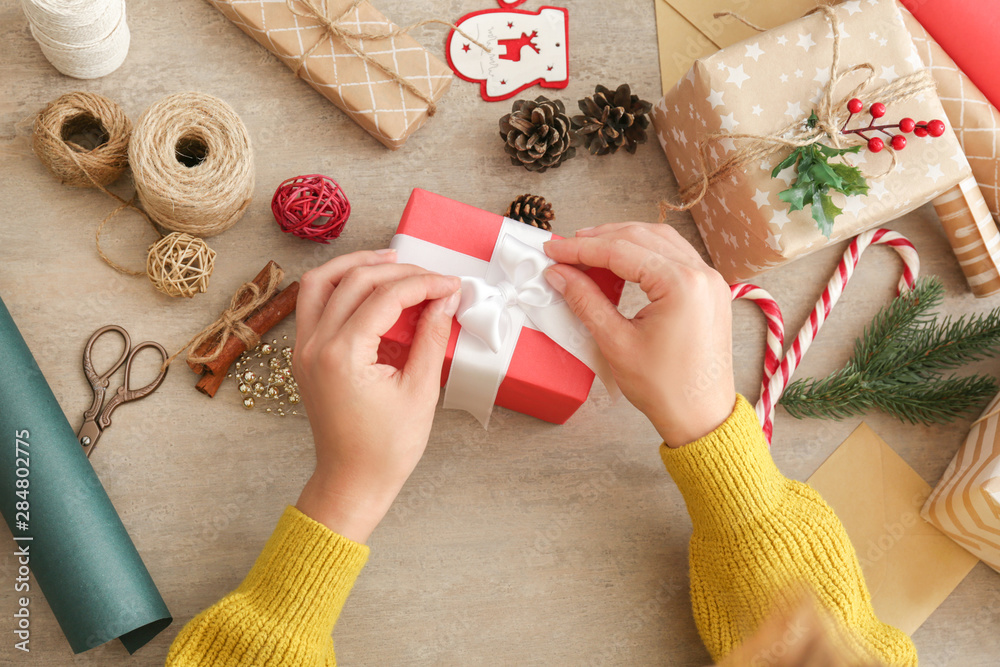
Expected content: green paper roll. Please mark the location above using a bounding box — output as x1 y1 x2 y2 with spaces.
0 295 171 654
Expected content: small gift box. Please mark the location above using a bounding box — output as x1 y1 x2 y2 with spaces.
205 0 452 149
651 0 972 282
380 189 624 426
922 392 1000 573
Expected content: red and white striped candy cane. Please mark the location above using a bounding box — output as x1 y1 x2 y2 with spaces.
732 228 920 444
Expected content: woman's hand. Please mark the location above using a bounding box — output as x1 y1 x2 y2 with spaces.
292 249 461 543
543 223 735 448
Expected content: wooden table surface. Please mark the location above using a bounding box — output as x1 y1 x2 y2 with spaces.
2 1 999 664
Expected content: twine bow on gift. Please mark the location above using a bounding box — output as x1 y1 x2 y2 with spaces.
285 0 489 116
162 263 285 371
660 5 937 215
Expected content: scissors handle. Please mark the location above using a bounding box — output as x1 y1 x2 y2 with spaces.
95 341 169 430
82 325 132 423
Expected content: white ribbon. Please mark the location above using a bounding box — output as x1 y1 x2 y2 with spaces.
391 218 616 427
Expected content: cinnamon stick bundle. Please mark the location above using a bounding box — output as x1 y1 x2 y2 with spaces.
187 261 299 397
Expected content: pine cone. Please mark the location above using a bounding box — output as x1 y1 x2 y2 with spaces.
572 84 653 155
499 96 578 173
505 194 554 230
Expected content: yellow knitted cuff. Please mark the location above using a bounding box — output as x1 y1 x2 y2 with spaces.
660 395 786 531
236 505 370 631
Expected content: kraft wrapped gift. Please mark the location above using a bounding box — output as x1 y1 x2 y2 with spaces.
651 0 972 283
922 392 1000 574
905 8 1000 297
205 0 452 149
379 189 624 426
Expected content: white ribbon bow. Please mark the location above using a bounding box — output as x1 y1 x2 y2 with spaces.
392 218 616 427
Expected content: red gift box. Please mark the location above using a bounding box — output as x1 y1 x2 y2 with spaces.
379 189 624 424
901 0 1000 112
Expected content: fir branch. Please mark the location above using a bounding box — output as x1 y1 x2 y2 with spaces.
779 276 1000 425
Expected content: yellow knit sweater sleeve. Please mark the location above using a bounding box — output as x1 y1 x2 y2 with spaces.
165 505 368 667
660 395 918 666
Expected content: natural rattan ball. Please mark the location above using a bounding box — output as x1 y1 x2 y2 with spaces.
32 91 131 187
130 92 254 238
146 232 216 298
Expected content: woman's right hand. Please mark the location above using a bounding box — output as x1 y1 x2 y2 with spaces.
543 223 736 448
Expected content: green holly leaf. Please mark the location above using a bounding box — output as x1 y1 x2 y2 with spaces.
771 140 869 238
810 189 843 237
772 147 803 178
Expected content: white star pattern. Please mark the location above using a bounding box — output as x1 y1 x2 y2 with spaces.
775 165 796 186
752 105 763 116
765 229 782 250
718 196 730 214
797 33 816 51
719 112 738 131
951 150 969 168
785 101 804 119
779 73 789 83
926 163 944 182
814 67 830 84
723 230 738 248
752 189 770 209
794 69 804 78
879 65 897 83
726 64 751 89
842 196 866 217
770 209 791 229
745 42 764 61
869 181 890 200
826 26 849 40
676 129 687 147
843 1 862 15
869 31 878 40
719 137 736 153
776 35 788 46
707 89 725 109
717 62 727 71
879 37 887 47
907 48 924 70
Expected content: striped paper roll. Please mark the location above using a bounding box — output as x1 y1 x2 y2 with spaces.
932 176 1000 298
922 392 1000 574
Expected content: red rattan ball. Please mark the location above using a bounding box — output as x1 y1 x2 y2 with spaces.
271 175 351 244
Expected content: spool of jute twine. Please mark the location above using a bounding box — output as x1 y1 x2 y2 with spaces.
129 92 255 238
31 91 234 298
22 0 130 79
659 5 936 217
33 90 131 187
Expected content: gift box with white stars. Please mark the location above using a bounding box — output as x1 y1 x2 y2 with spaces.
652 0 972 282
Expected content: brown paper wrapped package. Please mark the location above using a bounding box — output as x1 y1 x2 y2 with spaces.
651 1 972 283
922 392 1000 574
205 0 452 150
904 9 1000 297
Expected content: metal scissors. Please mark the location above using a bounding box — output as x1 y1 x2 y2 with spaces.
77 325 169 458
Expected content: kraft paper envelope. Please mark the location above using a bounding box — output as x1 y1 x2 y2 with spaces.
654 0 819 93
808 423 979 635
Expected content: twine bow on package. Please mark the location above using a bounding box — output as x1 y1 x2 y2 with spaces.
205 0 453 149
651 1 972 282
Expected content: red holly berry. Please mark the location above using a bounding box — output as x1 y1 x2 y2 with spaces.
847 98 864 114
868 137 885 152
914 121 929 137
927 119 946 137
870 102 886 118
899 117 915 133
890 135 907 150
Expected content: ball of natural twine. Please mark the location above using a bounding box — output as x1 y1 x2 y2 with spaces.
130 92 254 237
32 91 131 188
23 0 130 79
146 232 217 298
271 174 351 243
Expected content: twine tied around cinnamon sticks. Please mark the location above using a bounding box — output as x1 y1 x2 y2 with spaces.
285 0 489 116
660 5 937 217
166 262 284 372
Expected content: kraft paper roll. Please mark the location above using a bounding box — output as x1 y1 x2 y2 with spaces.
0 294 171 654
933 177 1000 298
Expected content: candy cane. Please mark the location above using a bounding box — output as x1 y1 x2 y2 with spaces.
732 228 920 443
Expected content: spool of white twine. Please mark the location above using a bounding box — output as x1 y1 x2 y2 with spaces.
21 0 130 79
